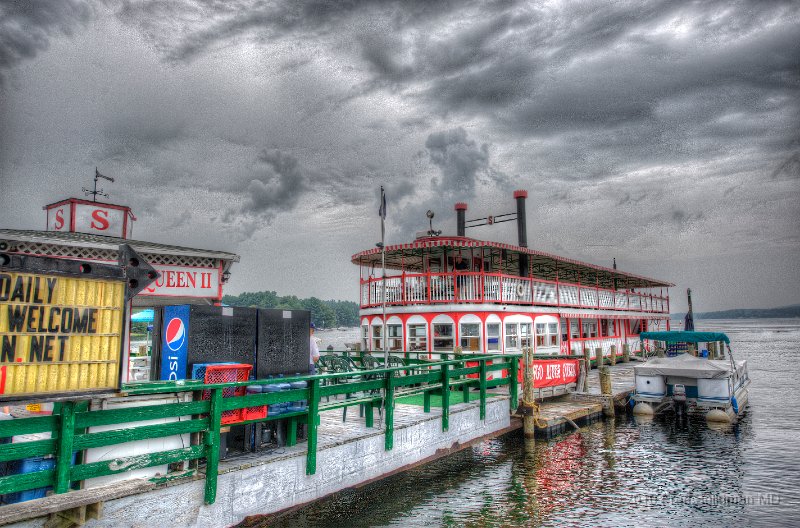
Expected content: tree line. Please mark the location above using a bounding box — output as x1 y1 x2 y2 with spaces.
691 304 800 319
221 291 360 328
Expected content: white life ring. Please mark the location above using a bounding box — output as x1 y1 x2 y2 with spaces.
516 284 525 297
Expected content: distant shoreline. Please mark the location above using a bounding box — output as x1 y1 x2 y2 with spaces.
671 305 800 319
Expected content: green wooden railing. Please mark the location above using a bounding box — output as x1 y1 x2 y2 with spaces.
0 354 520 507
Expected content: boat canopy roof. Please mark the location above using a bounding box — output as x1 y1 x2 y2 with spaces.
640 331 730 344
351 236 673 289
634 355 737 379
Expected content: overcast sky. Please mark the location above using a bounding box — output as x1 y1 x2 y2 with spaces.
1 0 798 312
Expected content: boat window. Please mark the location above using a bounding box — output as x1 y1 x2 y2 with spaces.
535 323 560 347
629 319 644 335
487 323 500 351
505 323 519 349
388 324 403 351
548 323 559 346
521 323 532 348
581 320 598 338
560 318 568 342
361 325 369 350
602 319 617 337
570 320 580 339
372 325 383 351
433 323 454 351
408 323 427 352
460 323 481 352
535 323 546 346
506 322 532 350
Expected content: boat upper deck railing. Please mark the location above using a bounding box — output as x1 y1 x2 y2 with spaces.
360 271 669 313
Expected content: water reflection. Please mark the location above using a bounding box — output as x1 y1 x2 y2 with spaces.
246 320 800 527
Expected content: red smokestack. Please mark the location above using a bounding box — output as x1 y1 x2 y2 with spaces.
455 202 467 236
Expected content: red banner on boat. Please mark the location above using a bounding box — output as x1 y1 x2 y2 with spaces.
514 359 580 387
534 359 579 387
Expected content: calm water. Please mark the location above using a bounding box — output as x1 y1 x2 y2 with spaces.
264 320 800 527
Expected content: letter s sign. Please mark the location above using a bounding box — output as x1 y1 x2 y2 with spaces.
54 209 65 230
90 209 109 230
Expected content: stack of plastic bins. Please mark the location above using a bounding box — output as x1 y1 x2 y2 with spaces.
191 362 236 382
288 380 308 413
265 378 297 416
202 363 252 425
243 385 268 420
265 383 283 416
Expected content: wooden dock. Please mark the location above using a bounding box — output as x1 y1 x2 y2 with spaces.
527 363 636 438
0 359 637 527
217 395 513 476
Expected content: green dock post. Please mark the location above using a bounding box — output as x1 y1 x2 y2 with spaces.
424 391 431 413
54 400 76 494
306 378 320 475
286 416 298 447
462 360 470 403
509 357 519 411
365 401 374 427
441 362 450 432
385 372 395 451
479 359 487 421
204 388 222 505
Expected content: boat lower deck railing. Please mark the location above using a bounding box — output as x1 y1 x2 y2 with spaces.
0 354 520 508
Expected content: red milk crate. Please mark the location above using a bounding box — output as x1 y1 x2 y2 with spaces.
242 405 267 421
203 363 251 425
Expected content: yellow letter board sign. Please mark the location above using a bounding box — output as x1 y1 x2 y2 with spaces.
0 263 126 399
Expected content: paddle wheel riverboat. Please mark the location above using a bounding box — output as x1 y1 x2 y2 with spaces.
351 191 673 392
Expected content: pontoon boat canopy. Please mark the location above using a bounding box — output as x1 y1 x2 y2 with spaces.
633 355 735 379
640 331 730 344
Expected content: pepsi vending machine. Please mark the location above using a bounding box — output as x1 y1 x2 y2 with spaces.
161 305 190 380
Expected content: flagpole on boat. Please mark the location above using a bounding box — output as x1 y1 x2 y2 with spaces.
379 186 387 368
379 186 388 425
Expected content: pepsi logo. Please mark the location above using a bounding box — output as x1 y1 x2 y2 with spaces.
165 317 186 352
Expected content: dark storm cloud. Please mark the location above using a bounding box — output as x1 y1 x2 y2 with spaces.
115 0 451 64
0 1 94 75
217 148 311 237
240 149 308 216
772 153 800 181
384 127 512 237
425 127 490 198
2 0 799 309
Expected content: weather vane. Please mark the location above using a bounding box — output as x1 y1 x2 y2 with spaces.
82 167 115 202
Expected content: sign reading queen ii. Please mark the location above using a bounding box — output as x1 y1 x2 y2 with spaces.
0 255 128 399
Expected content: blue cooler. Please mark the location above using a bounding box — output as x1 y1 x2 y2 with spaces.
1 457 55 504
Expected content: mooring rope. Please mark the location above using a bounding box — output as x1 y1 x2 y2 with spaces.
521 397 548 428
